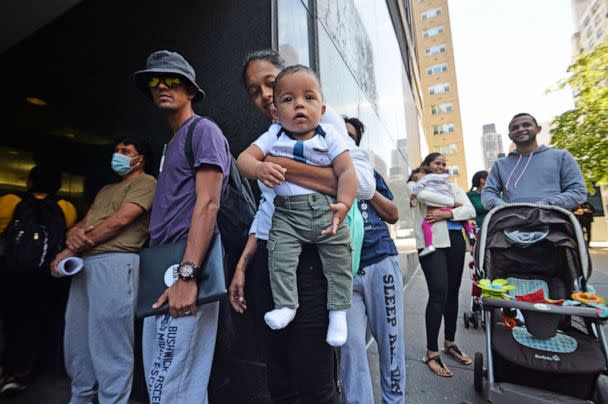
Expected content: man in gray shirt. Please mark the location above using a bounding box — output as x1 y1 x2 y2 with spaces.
482 113 586 210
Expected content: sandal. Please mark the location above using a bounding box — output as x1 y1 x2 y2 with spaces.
442 344 472 365
423 355 453 377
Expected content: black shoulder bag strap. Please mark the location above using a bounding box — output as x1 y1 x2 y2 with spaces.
184 116 204 172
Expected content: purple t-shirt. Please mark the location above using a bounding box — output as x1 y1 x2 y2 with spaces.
149 115 230 246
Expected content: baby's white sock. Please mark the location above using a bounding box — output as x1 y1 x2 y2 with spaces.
264 307 297 330
326 310 348 347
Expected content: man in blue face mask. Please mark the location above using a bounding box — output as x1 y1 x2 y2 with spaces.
111 141 145 176
50 136 156 404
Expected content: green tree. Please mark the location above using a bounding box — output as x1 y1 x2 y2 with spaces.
550 39 608 191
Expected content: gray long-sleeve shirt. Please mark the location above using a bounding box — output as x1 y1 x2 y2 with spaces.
482 145 587 210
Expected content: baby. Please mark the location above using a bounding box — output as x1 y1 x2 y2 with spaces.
410 168 475 256
237 65 357 346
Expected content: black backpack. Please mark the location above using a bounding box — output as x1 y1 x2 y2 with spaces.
1 194 66 272
185 117 257 258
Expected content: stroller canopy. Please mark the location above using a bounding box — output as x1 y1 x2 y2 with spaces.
475 204 591 289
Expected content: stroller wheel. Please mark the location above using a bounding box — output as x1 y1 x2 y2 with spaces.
463 312 470 329
472 312 480 329
474 352 483 393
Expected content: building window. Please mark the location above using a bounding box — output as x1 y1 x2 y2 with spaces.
432 123 455 134
277 0 311 66
434 143 458 155
597 27 605 39
583 15 591 27
431 101 453 114
428 82 450 95
423 25 444 38
421 7 441 20
591 0 600 14
594 13 602 26
448 165 460 176
427 63 448 75
586 26 594 38
425 44 446 56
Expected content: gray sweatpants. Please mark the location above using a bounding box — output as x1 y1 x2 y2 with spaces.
339 255 406 403
64 252 139 404
142 301 219 404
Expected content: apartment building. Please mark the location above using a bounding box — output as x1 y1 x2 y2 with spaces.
480 124 504 171
571 0 608 54
411 0 468 188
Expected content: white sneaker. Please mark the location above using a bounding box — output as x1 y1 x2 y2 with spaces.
419 246 436 257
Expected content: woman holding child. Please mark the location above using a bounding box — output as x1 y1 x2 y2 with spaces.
407 152 476 377
229 50 376 403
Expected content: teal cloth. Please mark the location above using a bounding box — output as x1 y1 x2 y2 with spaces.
466 190 488 228
512 326 577 353
347 199 364 276
507 278 549 298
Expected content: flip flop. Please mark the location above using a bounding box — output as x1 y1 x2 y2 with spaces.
442 344 473 365
423 355 453 377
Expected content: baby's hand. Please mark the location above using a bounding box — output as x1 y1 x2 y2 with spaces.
410 194 417 208
322 202 349 236
255 162 286 188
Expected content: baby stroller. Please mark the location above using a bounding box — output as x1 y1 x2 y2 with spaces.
464 230 483 329
473 203 608 403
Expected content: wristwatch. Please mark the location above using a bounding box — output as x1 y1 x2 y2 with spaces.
178 261 199 281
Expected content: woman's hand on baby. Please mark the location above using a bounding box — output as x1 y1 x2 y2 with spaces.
255 162 286 188
322 202 349 236
425 207 452 223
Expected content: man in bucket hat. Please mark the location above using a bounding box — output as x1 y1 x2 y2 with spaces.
135 50 230 403
134 50 205 102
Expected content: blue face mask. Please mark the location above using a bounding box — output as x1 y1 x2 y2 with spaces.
111 153 139 176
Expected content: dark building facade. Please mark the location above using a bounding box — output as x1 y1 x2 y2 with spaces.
0 1 423 402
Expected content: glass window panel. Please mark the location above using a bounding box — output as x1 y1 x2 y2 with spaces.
421 7 441 20
317 0 421 242
423 26 444 38
277 0 311 66
432 123 455 134
428 82 450 95
448 165 459 176
427 63 448 75
425 44 446 55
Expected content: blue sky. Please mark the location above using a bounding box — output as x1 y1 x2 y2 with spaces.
448 0 576 181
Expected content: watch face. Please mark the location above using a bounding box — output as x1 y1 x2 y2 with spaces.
179 263 195 278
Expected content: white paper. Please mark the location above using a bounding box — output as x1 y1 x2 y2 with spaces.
56 257 84 277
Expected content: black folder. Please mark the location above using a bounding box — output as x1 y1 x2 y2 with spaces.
136 234 227 318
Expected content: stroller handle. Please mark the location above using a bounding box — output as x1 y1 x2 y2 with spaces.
483 297 607 320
